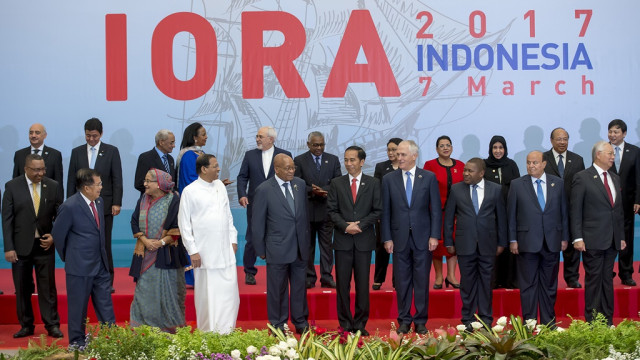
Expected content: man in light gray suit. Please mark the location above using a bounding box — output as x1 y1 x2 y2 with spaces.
571 141 626 325
252 154 310 334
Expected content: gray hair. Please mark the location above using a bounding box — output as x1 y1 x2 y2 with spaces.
307 131 324 142
400 140 419 156
155 129 173 145
591 140 610 162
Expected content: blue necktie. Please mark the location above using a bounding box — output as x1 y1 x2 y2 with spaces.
472 184 479 214
614 146 621 171
315 156 321 171
89 147 97 169
162 154 170 173
557 154 565 178
536 179 545 210
405 172 412 206
283 182 295 214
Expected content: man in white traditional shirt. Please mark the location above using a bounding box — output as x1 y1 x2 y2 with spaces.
178 154 239 334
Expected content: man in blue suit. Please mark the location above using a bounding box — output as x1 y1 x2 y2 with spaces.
444 158 507 328
52 168 115 347
508 151 568 325
252 154 310 333
237 126 292 285
381 140 441 335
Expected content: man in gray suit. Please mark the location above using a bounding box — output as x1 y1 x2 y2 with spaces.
294 131 341 288
444 158 507 328
508 151 568 325
252 154 310 334
571 141 626 325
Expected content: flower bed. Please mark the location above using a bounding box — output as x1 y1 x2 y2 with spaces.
7 314 640 359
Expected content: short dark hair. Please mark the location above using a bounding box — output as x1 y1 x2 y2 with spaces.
84 118 103 134
436 135 452 147
608 119 627 133
387 138 403 146
180 122 204 149
76 168 101 190
25 153 44 165
345 145 366 161
196 154 216 175
467 157 486 172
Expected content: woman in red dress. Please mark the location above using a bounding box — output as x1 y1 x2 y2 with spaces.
423 136 464 289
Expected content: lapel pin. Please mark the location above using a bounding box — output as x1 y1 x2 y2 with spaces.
593 175 598 179
568 159 572 163
293 184 299 191
493 169 496 172
361 182 365 186
44 152 49 155
454 169 458 173
418 174 423 178
386 167 390 171
325 160 328 163
551 183 555 187
43 184 47 188
99 152 104 156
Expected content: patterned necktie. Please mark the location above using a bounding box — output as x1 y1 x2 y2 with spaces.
283 182 295 213
33 149 40 155
351 178 357 203
614 146 621 171
536 179 545 210
315 156 321 171
472 184 479 214
162 154 170 173
405 172 412 206
603 172 614 207
32 182 40 215
90 147 97 169
90 201 100 227
557 154 565 178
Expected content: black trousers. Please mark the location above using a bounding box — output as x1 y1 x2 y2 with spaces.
617 209 635 280
373 220 392 285
458 248 494 326
583 244 617 325
517 241 560 325
306 218 335 284
335 247 372 331
393 233 432 326
104 213 114 286
266 258 309 330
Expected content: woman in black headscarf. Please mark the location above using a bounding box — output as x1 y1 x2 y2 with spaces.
484 135 520 289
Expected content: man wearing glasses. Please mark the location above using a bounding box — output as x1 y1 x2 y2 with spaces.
3 154 64 338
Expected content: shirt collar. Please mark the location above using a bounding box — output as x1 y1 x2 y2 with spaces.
80 192 93 207
349 172 362 183
473 179 485 189
154 146 167 158
87 141 101 150
593 163 608 175
30 145 44 152
551 148 566 159
530 172 547 184
404 166 416 177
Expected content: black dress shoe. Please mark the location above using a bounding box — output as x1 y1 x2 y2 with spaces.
415 324 428 335
621 278 637 286
245 273 256 285
295 326 309 335
0 289 3 295
567 281 582 288
321 279 336 288
48 326 64 338
372 283 382 290
13 327 34 338
396 323 410 335
306 281 315 289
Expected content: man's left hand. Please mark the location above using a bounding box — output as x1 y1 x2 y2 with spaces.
40 234 53 251
621 240 627 251
561 241 568 251
190 253 202 268
112 205 121 216
634 204 640 214
428 238 438 252
496 246 505 255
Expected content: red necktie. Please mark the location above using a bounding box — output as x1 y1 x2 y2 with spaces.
90 201 100 227
351 178 357 203
603 172 614 207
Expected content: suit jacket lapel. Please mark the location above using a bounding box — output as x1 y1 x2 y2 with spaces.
410 170 420 206
589 167 612 205
20 178 38 218
547 152 560 177
394 171 410 207
273 178 294 216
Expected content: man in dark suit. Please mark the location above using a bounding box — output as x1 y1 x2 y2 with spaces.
3 154 64 338
237 126 292 285
381 140 441 335
444 158 507 328
134 129 176 194
13 123 64 196
607 119 640 286
252 154 310 333
571 141 626 325
294 131 342 288
52 168 116 346
67 118 123 291
543 127 585 289
327 146 382 335
508 151 568 325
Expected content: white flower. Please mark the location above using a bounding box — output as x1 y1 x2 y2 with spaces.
278 341 289 351
556 326 565 332
269 346 282 356
492 324 504 332
470 321 483 330
285 349 299 359
231 349 241 359
525 319 537 330
247 346 258 354
497 316 508 326
456 324 467 332
287 337 298 347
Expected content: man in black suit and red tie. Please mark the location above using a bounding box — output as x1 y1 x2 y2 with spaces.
543 128 585 289
294 131 342 288
508 151 568 325
327 146 382 336
134 129 176 195
3 154 64 338
67 118 123 292
607 119 640 286
571 141 626 325
381 140 441 335
13 123 64 196
444 158 507 328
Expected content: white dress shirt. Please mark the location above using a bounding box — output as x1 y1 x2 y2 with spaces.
469 179 486 209
552 149 567 168
530 173 547 203
349 172 363 197
262 146 274 178
402 166 416 191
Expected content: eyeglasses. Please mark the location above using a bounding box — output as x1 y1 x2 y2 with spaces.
88 182 103 187
26 167 46 173
281 166 296 172
143 179 157 183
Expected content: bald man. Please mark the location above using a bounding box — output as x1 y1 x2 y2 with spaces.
13 124 64 194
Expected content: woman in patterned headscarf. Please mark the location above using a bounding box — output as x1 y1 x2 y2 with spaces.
129 168 188 332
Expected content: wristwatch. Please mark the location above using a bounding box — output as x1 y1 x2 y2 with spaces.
161 239 166 246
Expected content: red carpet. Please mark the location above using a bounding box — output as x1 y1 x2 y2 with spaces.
0 264 638 349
